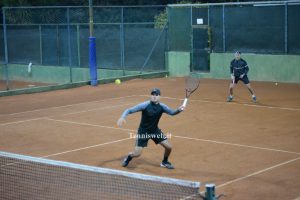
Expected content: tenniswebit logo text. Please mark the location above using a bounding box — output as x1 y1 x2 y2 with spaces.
129 132 172 139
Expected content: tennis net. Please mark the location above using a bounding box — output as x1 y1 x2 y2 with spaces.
0 151 201 200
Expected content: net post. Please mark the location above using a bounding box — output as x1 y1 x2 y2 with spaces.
205 183 216 200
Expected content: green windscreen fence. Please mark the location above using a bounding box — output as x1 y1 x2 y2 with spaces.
288 4 300 53
224 4 285 53
1 3 299 91
167 6 191 52
168 2 300 72
0 6 167 92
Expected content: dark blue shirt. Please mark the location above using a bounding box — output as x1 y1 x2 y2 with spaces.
230 58 249 77
121 101 181 132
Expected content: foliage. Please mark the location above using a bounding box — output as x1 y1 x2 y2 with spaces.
154 9 167 29
153 0 203 30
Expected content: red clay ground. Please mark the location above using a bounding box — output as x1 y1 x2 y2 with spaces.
0 77 300 200
0 80 53 91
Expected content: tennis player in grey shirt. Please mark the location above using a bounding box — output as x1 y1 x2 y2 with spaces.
117 88 185 169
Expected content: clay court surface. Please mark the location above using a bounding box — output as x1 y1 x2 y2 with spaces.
0 80 53 90
0 77 300 200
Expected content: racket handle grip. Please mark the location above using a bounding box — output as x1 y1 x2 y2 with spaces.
182 98 188 107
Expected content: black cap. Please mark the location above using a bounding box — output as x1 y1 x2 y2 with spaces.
151 88 161 95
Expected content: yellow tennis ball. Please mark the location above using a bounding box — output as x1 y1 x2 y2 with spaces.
115 79 121 85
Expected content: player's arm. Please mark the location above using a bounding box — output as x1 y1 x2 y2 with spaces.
161 103 183 116
117 101 149 127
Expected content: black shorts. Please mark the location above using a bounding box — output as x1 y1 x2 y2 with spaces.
135 129 167 147
234 75 250 84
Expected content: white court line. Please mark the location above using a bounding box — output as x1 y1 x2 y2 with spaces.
0 117 46 126
40 119 300 156
45 118 136 133
0 102 137 127
42 137 132 159
56 103 135 116
3 115 297 156
3 117 300 196
174 135 300 155
292 197 300 200
1 137 131 168
139 95 300 112
216 156 300 189
1 95 139 116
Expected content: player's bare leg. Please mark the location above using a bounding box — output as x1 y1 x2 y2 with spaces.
159 140 174 169
227 82 235 102
160 140 172 158
246 83 257 102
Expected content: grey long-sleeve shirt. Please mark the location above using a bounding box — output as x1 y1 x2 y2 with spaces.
121 101 181 132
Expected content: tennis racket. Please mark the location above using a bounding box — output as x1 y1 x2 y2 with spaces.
182 76 200 107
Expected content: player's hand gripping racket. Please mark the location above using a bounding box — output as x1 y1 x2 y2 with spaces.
182 77 200 107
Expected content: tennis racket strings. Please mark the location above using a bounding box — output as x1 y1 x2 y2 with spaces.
182 77 200 107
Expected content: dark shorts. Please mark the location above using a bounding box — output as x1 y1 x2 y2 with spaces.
234 75 250 84
135 129 167 147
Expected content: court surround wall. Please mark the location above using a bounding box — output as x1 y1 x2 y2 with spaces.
0 64 141 84
166 52 300 83
166 51 190 77
1 53 299 84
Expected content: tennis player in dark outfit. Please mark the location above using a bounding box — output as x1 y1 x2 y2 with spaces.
117 88 185 169
227 51 257 102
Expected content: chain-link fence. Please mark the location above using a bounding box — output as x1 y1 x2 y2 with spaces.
2 2 299 91
168 1 300 72
0 6 167 91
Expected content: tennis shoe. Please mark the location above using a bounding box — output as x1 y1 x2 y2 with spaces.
227 96 233 102
252 96 257 102
160 161 174 169
122 155 132 167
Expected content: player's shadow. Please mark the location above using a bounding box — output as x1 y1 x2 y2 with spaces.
125 159 169 174
97 157 161 171
97 156 124 167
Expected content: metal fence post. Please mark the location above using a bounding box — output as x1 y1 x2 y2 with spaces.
39 24 43 65
77 24 80 67
56 25 60 65
284 2 288 54
67 7 72 83
222 4 226 53
190 6 193 72
120 7 125 76
2 7 9 90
